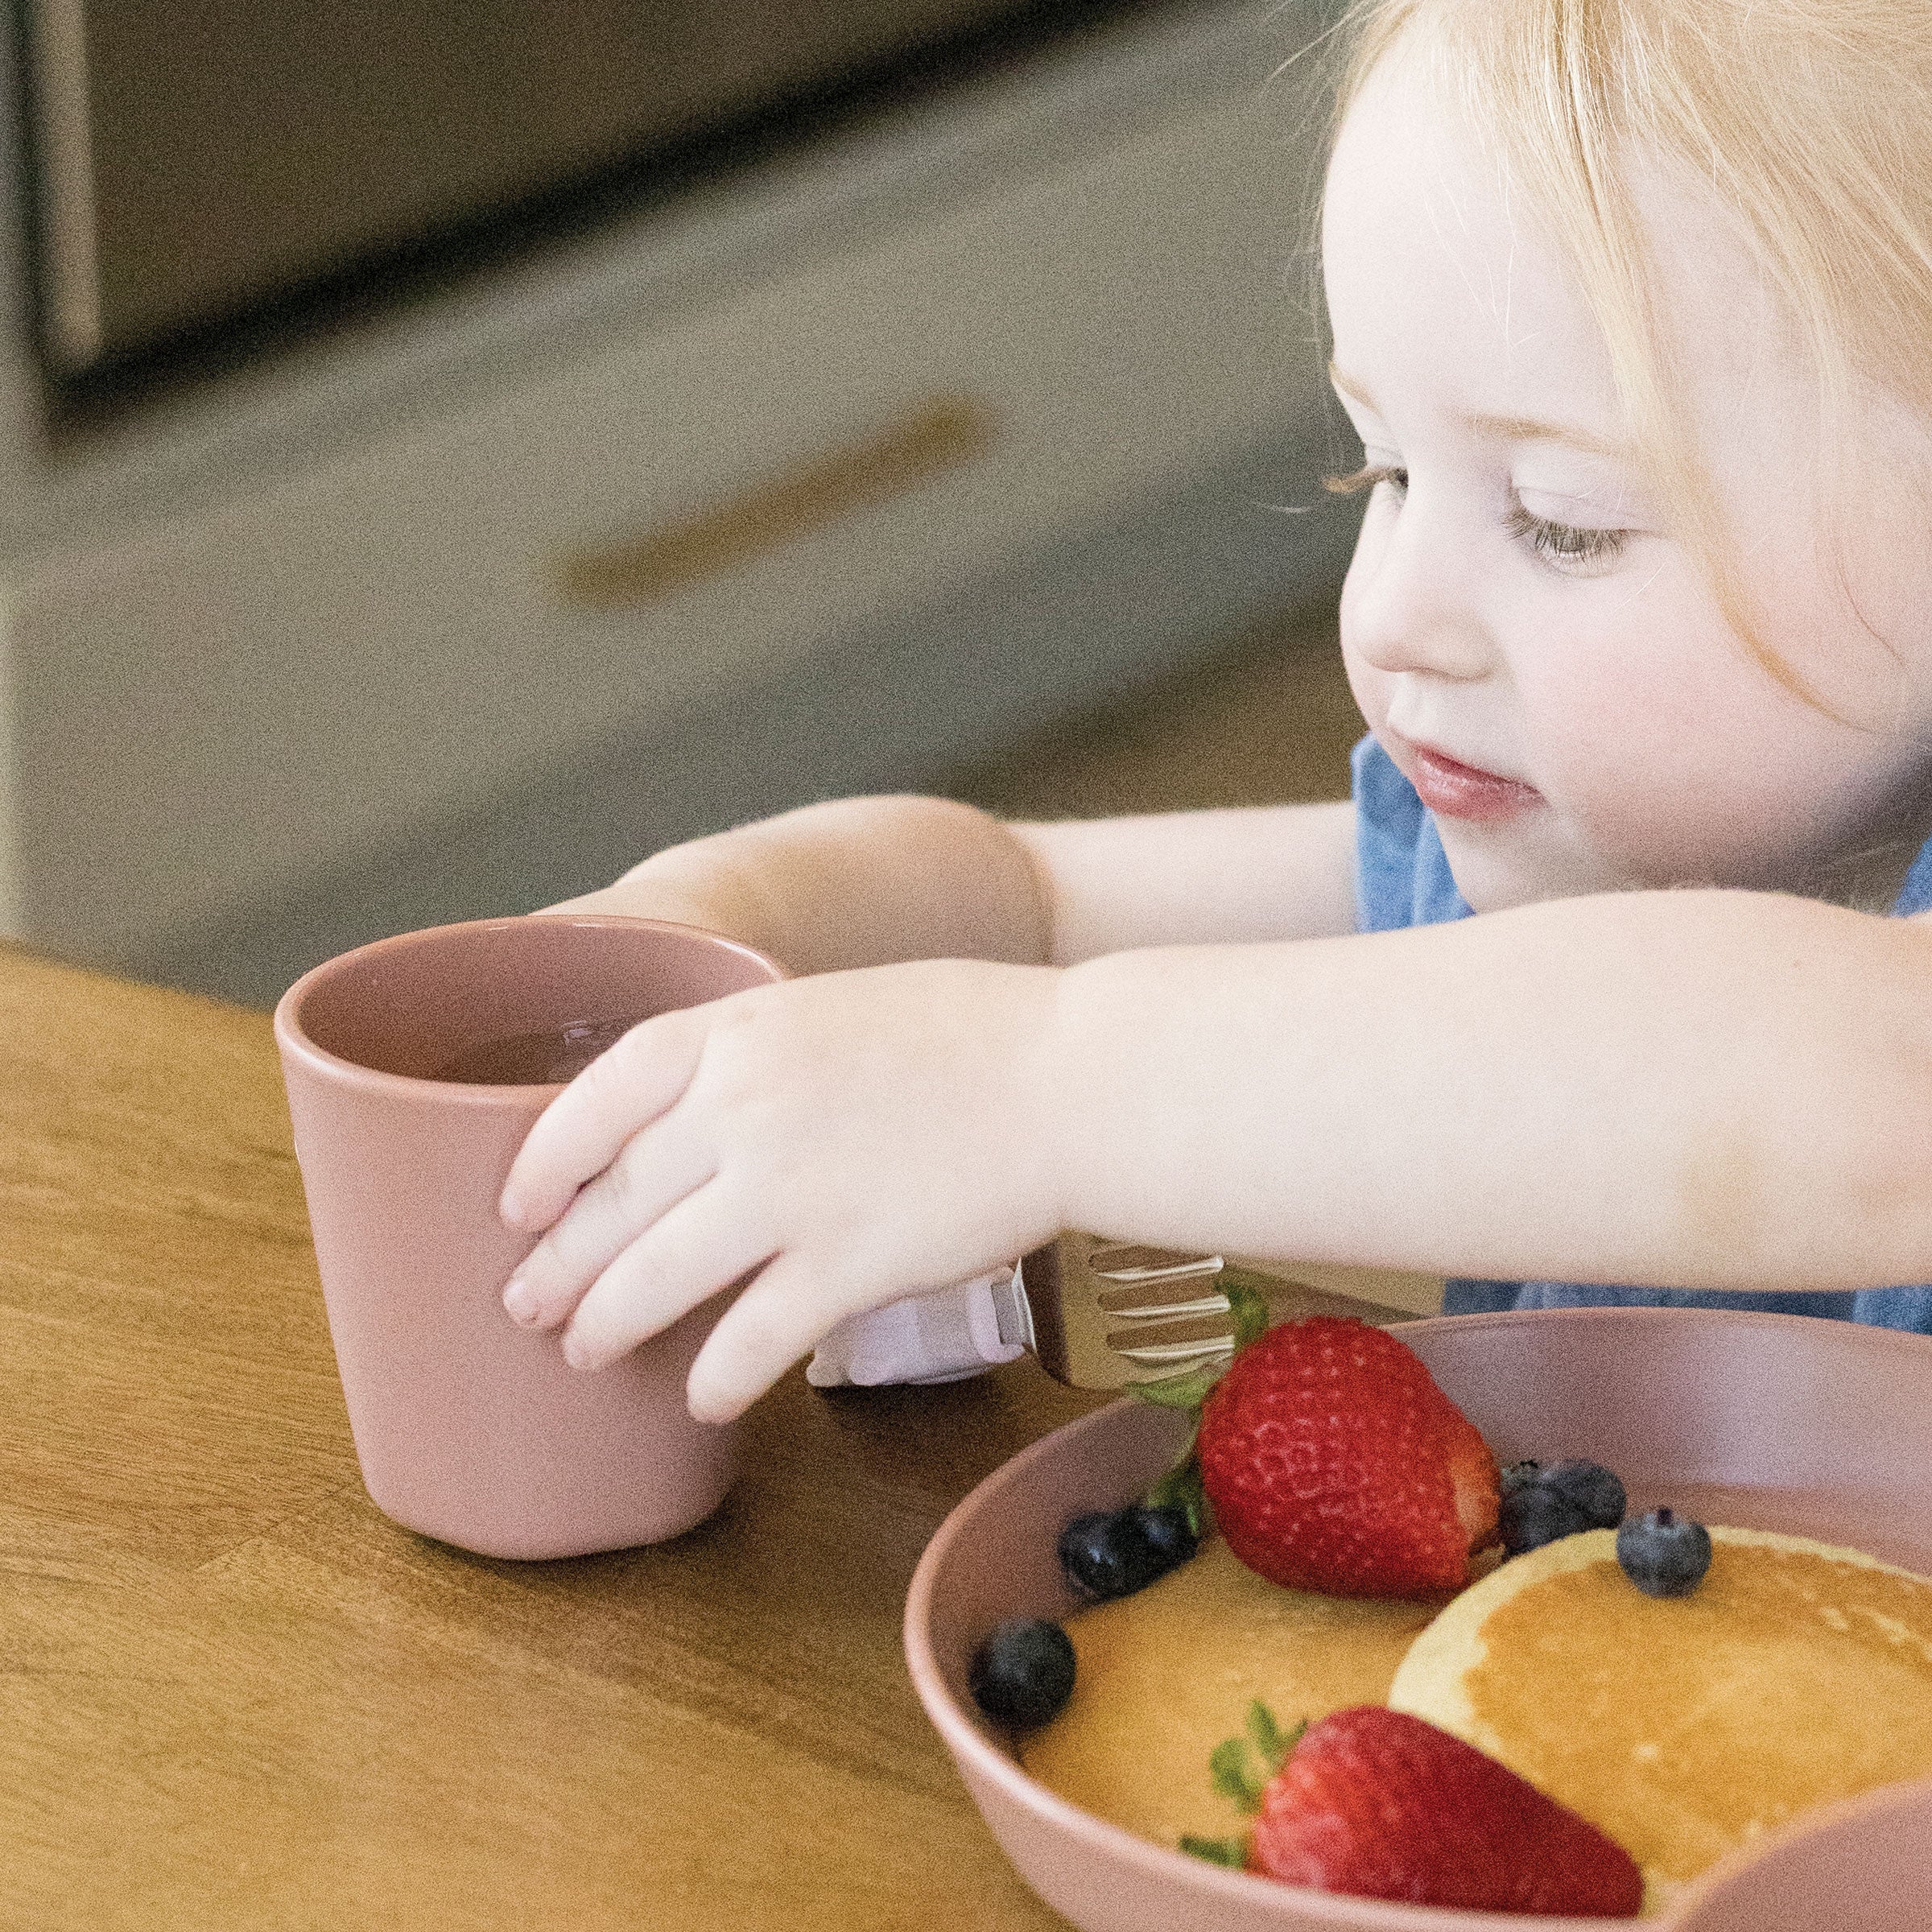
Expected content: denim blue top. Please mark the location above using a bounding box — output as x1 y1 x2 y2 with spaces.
1352 733 1932 1331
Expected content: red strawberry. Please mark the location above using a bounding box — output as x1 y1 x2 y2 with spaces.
1250 1706 1643 1917
1196 1316 1498 1596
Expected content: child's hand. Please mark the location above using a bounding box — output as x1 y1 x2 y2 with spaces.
496 959 1067 1422
537 859 764 956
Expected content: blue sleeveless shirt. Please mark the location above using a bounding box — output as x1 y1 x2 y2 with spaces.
1352 733 1932 1332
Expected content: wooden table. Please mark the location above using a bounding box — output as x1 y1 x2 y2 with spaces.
0 945 1418 1930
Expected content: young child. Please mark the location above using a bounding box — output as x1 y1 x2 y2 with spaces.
497 0 1932 1422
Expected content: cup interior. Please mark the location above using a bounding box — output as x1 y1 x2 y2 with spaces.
283 915 782 1084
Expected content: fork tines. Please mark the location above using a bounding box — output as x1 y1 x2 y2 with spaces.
1024 1235 1237 1389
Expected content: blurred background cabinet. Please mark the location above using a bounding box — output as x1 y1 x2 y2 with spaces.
0 0 1357 1005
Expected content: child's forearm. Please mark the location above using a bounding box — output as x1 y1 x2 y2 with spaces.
556 795 1361 975
1050 890 1932 1291
1016 801 1358 962
553 796 1051 975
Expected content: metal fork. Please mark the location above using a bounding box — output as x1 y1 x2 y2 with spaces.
804 1232 1414 1393
989 1232 1415 1392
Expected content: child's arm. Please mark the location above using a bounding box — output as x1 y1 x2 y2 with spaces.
1016 803 1358 960
544 795 1359 971
499 884 1932 1422
1051 890 1932 1291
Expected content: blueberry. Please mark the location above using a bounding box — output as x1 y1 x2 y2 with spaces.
1500 1459 1543 1498
1538 1459 1628 1530
968 1616 1077 1728
1499 1457 1627 1556
1058 1509 1162 1600
1616 1507 1714 1597
1501 1481 1595 1555
1128 1503 1199 1574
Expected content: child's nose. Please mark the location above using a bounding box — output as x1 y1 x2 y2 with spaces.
1344 492 1496 683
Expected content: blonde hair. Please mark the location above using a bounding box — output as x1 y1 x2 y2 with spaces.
1321 0 1932 700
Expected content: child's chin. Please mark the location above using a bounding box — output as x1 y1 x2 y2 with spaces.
1434 822 1596 914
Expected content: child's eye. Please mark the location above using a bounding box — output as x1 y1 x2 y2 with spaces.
1504 502 1628 574
1323 462 1408 499
1321 467 1627 573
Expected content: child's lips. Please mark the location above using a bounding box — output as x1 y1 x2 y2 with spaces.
1395 737 1543 821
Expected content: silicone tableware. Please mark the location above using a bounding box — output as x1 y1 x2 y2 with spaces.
904 1306 1932 1930
276 914 782 1559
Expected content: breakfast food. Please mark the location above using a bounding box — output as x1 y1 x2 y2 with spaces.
1017 1535 1446 1847
1615 1506 1713 1596
968 1617 1076 1728
1245 1704 1643 1915
980 1315 1932 1914
1196 1316 1501 1596
1500 1457 1628 1555
1059 1501 1198 1601
1389 1525 1932 1907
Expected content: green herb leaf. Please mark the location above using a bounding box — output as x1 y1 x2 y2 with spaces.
1245 1701 1306 1773
1208 1736 1267 1812
1179 1834 1251 1868
1129 1363 1227 1412
1142 1453 1208 1540
1218 1269 1275 1352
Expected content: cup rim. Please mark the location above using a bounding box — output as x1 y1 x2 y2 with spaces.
271 912 786 1100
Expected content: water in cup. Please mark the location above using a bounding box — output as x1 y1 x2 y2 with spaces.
434 1016 642 1085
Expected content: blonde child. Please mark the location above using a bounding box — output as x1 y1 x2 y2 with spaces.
497 0 1932 1422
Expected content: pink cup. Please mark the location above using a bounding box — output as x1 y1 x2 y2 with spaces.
274 914 784 1559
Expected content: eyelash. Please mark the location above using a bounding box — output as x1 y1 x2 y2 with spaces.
1322 463 1629 572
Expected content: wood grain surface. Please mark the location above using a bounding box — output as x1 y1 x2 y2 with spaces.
0 943 1412 1930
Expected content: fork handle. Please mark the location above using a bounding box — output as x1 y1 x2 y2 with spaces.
805 1269 1026 1388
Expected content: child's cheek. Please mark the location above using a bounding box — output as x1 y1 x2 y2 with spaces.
1340 648 1393 741
1336 576 1393 736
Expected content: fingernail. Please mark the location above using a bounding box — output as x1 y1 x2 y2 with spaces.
685 1377 738 1426
502 1278 539 1323
498 1190 526 1230
561 1332 594 1371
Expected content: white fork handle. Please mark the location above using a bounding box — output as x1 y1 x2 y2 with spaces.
805 1270 1029 1388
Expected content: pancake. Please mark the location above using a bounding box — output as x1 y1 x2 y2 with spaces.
1388 1527 1932 1909
1019 1535 1447 1847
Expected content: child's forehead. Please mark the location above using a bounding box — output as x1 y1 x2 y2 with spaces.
1323 63 1620 403
1322 49 1794 431
1323 53 1583 303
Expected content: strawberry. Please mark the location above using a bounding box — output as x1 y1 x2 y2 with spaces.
1247 1706 1642 1916
1195 1315 1499 1596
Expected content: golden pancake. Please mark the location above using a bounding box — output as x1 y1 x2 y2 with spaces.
1019 1535 1446 1847
1388 1527 1932 1910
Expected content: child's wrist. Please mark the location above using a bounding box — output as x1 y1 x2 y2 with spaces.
1036 952 1144 1236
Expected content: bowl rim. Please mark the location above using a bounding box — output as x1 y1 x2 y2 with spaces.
903 1305 1932 1930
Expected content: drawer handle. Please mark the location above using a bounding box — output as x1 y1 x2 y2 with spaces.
553 394 998 610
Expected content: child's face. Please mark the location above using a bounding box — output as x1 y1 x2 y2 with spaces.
1323 47 1932 911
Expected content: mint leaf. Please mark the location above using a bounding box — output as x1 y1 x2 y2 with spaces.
1179 1834 1250 1868
1208 1736 1267 1812
1142 1454 1208 1540
1129 1363 1226 1411
1218 1269 1274 1352
1245 1701 1306 1773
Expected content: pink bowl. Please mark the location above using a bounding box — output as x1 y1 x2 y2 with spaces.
903 1307 1932 1930
1670 1776 1932 1931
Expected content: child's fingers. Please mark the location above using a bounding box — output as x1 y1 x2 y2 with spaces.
501 1114 716 1330
557 1176 775 1374
683 1253 857 1425
499 1005 712 1231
